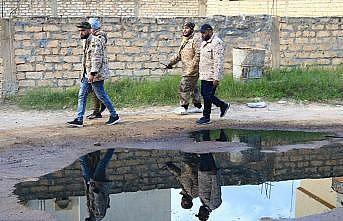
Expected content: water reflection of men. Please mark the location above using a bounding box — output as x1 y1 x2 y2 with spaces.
164 152 222 221
196 153 222 221
164 153 200 209
79 149 114 221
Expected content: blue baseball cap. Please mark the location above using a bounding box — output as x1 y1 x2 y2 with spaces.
199 24 213 33
88 17 101 30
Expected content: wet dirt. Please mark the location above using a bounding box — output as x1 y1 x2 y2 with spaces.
0 102 343 221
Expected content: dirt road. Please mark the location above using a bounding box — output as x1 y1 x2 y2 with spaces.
0 101 343 221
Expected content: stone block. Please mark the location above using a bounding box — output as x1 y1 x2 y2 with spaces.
36 64 47 71
19 80 36 87
127 63 142 69
26 72 43 79
64 56 81 63
44 72 63 79
58 79 75 87
16 64 35 72
125 47 141 53
44 24 61 32
15 49 32 56
25 26 42 32
47 40 60 48
109 62 126 70
317 31 331 38
133 69 150 76
37 80 54 87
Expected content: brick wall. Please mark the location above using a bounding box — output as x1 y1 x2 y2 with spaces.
10 16 273 91
0 57 3 102
1 0 200 18
15 144 343 201
279 17 343 67
0 21 3 102
207 0 343 17
0 15 342 94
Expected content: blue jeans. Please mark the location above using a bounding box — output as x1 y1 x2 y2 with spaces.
201 80 226 119
79 148 115 182
76 78 117 121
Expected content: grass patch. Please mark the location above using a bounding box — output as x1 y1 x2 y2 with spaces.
13 67 343 110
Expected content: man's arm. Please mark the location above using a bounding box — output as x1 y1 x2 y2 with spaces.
213 40 225 83
187 35 201 75
90 37 104 78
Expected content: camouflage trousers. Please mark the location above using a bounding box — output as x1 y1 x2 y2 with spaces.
179 76 201 106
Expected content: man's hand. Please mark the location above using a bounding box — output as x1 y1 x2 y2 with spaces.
166 64 173 69
88 75 94 83
213 80 219 87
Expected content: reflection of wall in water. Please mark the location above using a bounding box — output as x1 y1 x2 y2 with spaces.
27 189 171 221
15 145 343 201
295 178 343 218
26 197 80 220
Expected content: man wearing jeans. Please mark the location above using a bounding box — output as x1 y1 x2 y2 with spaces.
196 24 230 125
79 149 114 221
67 21 119 127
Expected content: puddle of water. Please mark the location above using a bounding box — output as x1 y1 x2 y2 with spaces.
13 129 343 221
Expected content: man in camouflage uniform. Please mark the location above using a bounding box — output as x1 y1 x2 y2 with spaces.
86 17 107 120
164 153 200 209
166 21 203 115
196 24 230 125
67 21 119 127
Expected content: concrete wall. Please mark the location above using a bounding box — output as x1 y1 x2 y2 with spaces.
207 0 343 17
15 144 343 201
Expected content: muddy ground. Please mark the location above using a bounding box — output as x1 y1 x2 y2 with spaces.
0 101 343 221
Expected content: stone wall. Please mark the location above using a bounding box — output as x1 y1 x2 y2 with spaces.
0 15 342 96
15 144 343 201
1 0 201 18
207 0 343 17
0 21 3 101
10 16 273 91
0 57 3 102
279 17 343 67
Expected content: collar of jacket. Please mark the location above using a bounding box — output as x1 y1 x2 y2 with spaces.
202 34 215 47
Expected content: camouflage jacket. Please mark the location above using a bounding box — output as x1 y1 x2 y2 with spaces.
85 179 112 220
168 33 202 77
167 155 199 199
199 34 225 81
82 33 110 82
198 170 222 211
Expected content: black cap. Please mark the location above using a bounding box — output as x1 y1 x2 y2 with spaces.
199 24 213 33
184 21 195 30
76 21 91 29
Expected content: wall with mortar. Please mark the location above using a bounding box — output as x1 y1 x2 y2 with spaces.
0 15 342 98
279 17 343 67
15 144 343 201
0 21 3 101
207 0 343 17
9 15 273 92
1 0 201 18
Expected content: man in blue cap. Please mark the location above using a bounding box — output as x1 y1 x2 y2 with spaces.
196 24 230 125
86 17 108 120
67 21 120 127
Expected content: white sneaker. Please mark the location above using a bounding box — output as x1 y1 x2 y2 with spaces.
188 107 203 113
173 107 188 115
